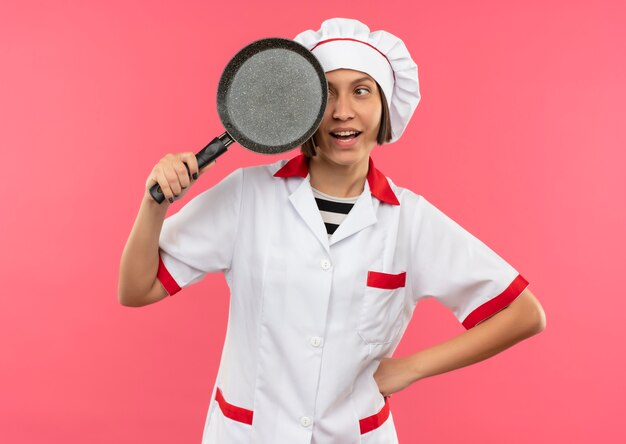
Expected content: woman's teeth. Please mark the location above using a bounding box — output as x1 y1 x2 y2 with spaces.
331 131 361 139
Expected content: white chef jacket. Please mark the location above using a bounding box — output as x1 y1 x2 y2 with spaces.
157 154 529 444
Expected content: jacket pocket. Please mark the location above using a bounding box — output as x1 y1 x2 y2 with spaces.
203 387 253 443
359 395 391 435
357 271 406 344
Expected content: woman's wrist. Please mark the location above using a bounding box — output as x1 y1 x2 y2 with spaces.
142 191 170 212
406 351 427 383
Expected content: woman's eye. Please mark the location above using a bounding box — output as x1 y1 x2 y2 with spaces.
355 87 370 95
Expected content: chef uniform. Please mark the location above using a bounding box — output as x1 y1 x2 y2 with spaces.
156 18 529 444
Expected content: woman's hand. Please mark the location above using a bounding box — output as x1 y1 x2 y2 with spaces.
145 152 215 204
373 356 418 397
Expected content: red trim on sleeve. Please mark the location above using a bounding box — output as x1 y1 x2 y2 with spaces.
157 253 181 296
367 271 406 290
359 396 391 434
215 387 254 425
462 274 529 329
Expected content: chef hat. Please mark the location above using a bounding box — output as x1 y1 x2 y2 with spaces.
294 18 420 143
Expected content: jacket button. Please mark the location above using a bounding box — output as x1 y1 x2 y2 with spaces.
310 336 323 347
320 259 331 270
300 416 312 427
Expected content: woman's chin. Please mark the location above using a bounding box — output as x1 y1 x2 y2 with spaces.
316 150 367 168
315 142 374 167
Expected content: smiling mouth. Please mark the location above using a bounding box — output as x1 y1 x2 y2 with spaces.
330 130 362 140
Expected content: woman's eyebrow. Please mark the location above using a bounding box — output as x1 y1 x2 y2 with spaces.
328 77 376 88
350 76 375 85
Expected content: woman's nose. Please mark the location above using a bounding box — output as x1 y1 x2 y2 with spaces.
332 95 355 120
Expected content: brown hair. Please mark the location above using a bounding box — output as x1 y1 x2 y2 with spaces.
300 83 392 157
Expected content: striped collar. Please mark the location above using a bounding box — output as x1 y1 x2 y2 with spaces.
273 154 400 206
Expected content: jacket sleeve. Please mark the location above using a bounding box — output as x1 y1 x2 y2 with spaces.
409 196 529 329
156 168 244 296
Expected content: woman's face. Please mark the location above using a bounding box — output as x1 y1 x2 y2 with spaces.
312 69 382 168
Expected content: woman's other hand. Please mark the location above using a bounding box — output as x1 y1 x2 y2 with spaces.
373 356 418 398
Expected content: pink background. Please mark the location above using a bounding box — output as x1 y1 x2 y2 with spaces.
1 0 624 442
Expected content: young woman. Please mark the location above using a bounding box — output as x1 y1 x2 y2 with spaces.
119 18 546 444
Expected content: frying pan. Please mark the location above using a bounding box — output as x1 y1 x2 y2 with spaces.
150 37 328 203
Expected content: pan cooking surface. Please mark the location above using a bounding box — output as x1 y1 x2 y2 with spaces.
218 41 326 154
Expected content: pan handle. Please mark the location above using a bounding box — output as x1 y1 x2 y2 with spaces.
149 132 234 204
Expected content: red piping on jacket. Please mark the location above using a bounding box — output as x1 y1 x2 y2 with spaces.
274 154 400 206
214 387 390 434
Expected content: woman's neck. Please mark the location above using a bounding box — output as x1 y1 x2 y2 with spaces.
308 155 369 198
